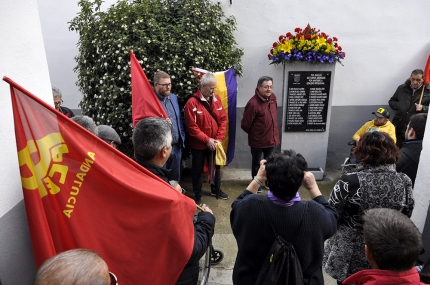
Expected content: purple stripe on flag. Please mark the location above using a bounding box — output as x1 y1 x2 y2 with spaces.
224 68 237 164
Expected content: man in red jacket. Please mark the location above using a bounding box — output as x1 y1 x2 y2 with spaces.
241 76 280 192
343 208 424 285
184 73 228 206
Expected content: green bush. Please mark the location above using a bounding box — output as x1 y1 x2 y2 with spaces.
69 0 243 156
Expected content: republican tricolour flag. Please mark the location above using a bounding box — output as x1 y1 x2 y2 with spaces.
191 67 238 164
4 77 196 285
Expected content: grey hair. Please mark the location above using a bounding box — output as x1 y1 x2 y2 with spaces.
133 117 172 161
257 76 273 87
71 115 98 136
52 87 62 99
200 73 217 86
34 248 110 285
154 71 170 83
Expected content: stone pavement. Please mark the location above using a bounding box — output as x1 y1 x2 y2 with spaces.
182 168 341 285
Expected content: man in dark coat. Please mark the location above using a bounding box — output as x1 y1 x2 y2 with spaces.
241 76 280 192
133 117 215 285
52 87 75 118
389 69 430 146
396 113 427 187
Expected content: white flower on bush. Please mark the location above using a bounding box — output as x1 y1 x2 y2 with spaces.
120 87 124 92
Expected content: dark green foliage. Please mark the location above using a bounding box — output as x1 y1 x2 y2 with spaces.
69 0 243 156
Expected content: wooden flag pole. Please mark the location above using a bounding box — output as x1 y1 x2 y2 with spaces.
419 85 425 105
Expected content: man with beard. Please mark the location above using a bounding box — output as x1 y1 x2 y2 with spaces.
353 107 396 144
389 69 430 146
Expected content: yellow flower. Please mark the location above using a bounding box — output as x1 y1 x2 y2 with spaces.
279 39 294 53
316 37 327 45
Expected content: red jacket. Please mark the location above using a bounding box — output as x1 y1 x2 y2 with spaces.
241 89 280 148
184 90 227 150
343 268 425 285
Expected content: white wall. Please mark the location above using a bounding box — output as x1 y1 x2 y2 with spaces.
1 0 52 219
1 0 53 282
411 119 430 232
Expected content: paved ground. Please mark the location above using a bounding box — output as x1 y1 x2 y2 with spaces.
182 168 341 285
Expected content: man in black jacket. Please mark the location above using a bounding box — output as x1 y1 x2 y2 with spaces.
396 113 427 187
389 69 430 146
133 117 215 285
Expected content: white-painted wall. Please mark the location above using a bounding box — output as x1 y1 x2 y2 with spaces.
1 0 53 282
1 0 52 220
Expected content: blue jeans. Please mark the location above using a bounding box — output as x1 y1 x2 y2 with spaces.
164 143 182 182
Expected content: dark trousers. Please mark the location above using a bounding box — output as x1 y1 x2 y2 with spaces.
251 147 276 178
164 143 182 182
191 148 220 199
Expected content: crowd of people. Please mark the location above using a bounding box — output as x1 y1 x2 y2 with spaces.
39 68 429 285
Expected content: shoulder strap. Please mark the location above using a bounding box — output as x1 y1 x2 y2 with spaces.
190 96 218 124
262 197 308 239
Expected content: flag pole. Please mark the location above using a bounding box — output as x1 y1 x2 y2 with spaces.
419 85 425 105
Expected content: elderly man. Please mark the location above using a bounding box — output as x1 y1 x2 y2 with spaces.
154 71 186 182
97 125 121 149
389 69 430 146
132 117 215 285
396 113 427 187
71 115 98 135
52 87 75 118
353 107 396 144
184 73 228 205
34 249 114 285
241 76 280 192
342 208 423 285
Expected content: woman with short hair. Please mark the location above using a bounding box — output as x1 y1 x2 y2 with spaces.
323 131 415 284
230 150 338 285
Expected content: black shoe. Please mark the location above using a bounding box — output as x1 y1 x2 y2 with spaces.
210 190 229 200
195 197 202 207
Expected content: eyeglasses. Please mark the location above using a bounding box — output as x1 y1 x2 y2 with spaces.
109 272 118 285
261 85 273 89
54 101 62 105
157 83 172 88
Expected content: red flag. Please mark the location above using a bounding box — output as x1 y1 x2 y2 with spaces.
424 55 430 85
4 76 195 285
131 51 167 127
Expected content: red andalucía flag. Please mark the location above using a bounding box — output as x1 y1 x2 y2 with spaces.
130 50 167 127
4 77 195 285
424 55 430 85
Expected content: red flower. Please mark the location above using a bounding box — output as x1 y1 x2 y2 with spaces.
334 43 338 47
294 27 301 32
286 32 293 38
270 49 274 54
338 46 342 51
327 38 333 44
268 54 272 60
321 32 327 38
273 42 278 48
279 35 285 41
305 34 311 40
304 26 311 31
333 37 338 41
281 39 286 44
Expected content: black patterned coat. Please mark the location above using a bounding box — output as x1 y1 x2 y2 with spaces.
322 164 414 282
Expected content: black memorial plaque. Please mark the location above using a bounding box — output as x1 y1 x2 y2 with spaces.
285 71 331 132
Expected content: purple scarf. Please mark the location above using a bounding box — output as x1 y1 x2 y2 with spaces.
268 191 301 207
